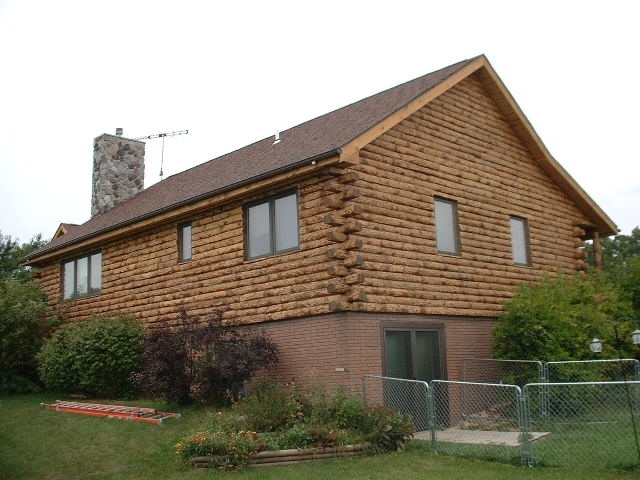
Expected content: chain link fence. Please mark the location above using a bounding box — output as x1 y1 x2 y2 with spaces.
363 372 640 470
525 381 640 469
545 359 640 383
462 358 543 386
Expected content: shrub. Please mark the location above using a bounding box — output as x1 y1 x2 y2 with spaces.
360 405 416 453
175 429 261 471
276 423 314 449
331 387 370 430
493 271 634 362
134 306 279 406
130 318 192 405
232 379 303 432
37 315 143 398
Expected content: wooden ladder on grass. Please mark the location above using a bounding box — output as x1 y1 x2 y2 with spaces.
40 400 181 425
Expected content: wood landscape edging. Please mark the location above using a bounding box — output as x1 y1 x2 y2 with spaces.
191 444 366 468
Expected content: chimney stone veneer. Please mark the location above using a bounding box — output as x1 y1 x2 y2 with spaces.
91 133 145 217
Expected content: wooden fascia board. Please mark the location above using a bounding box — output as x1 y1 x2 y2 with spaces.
27 154 341 266
339 57 486 161
474 61 618 237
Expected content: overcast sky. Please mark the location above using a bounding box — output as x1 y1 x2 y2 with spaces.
1 0 638 243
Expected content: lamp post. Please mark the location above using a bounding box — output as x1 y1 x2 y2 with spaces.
589 316 640 353
587 315 640 464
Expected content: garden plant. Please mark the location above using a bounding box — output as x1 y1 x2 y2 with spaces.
174 380 416 470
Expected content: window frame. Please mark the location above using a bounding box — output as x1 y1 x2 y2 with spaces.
245 190 300 260
510 215 532 266
434 196 461 255
178 222 193 262
62 251 102 299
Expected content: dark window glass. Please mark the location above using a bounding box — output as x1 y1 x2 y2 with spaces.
247 191 299 259
434 197 460 255
63 252 102 299
510 216 531 266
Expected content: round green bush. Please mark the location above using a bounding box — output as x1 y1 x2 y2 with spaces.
37 315 143 398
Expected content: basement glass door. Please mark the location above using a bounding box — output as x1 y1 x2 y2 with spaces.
384 328 442 431
384 329 442 382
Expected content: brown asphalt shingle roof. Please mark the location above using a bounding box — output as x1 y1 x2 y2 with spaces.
26 57 478 261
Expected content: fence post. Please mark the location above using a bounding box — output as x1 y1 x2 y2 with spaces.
517 386 534 467
363 375 370 405
427 385 438 453
541 362 549 421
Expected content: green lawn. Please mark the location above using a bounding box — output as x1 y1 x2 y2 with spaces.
0 393 636 480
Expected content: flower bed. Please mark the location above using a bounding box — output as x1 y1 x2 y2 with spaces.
176 381 414 471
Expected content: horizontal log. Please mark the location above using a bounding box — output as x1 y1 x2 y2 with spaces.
323 213 344 226
252 445 364 459
345 273 365 285
341 203 364 217
347 289 367 302
340 171 359 183
343 254 364 267
343 237 363 250
343 219 363 233
342 186 360 200
326 248 348 260
322 194 344 210
326 228 347 243
327 282 348 294
327 264 348 276
323 179 343 193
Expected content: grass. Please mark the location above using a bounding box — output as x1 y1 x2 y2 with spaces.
1 393 638 480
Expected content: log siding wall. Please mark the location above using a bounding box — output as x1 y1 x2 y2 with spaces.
349 74 589 318
33 73 591 389
36 177 339 325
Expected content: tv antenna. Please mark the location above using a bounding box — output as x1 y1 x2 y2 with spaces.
135 130 189 180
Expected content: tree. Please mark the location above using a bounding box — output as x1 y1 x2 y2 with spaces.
0 280 50 392
0 231 53 392
0 231 47 282
588 227 640 313
492 270 634 362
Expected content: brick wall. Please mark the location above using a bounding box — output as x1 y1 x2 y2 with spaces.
259 312 495 395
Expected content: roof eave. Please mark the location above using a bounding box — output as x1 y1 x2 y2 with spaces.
24 148 343 265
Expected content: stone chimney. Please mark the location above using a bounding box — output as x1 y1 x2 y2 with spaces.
91 129 145 217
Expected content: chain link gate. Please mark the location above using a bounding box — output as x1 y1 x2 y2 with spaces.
363 374 640 470
362 375 433 436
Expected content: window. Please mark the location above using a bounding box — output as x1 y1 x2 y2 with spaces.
63 252 102 299
434 197 460 255
246 191 299 259
510 216 531 266
179 222 192 262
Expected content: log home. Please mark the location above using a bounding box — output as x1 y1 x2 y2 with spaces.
25 55 617 393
